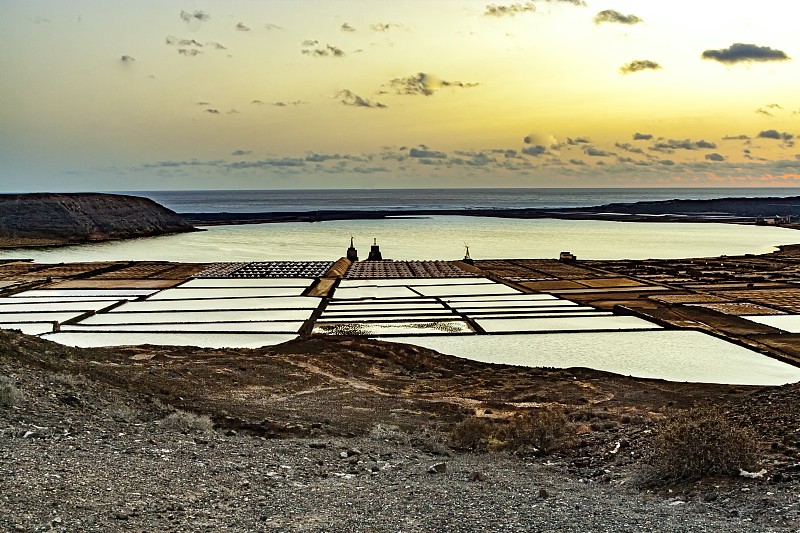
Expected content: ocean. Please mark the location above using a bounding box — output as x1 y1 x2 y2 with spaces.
124 187 800 213
3 187 799 262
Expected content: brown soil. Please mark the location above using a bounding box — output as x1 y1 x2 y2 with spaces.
0 329 757 436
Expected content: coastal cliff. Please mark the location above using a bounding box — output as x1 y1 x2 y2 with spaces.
0 193 196 248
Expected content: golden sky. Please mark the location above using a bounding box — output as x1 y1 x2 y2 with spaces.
2 0 799 190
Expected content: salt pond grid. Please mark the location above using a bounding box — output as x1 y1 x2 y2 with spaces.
0 259 798 386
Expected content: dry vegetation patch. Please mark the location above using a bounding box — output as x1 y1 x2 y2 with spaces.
450 407 575 455
641 407 759 485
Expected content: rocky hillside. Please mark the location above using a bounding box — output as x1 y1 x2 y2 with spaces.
2 330 800 531
0 193 196 247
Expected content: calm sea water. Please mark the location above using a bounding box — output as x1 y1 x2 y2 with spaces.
4 216 798 263
125 187 800 213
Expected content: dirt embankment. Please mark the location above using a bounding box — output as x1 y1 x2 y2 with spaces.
0 193 196 248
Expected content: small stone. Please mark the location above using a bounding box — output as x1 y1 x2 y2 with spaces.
538 488 549 499
427 463 447 474
346 448 362 457
467 471 486 482
308 442 327 449
114 512 129 520
703 492 719 502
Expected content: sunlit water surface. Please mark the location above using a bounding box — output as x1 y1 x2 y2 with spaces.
2 217 798 262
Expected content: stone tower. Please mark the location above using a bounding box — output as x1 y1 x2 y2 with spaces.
367 238 383 261
346 236 359 262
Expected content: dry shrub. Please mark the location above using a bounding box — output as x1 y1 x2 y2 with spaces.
370 423 402 442
500 408 574 455
409 424 450 456
159 410 214 433
642 407 758 485
0 376 23 408
451 408 574 455
106 401 138 423
450 417 496 452
48 372 85 388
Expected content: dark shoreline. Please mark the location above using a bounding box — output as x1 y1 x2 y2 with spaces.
181 195 800 228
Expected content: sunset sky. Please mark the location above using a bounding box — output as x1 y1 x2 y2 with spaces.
2 0 800 191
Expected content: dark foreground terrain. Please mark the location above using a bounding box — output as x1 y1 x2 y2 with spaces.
2 330 800 531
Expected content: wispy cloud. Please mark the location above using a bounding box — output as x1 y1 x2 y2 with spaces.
235 22 251 32
722 134 750 140
484 2 536 17
594 10 643 25
620 60 661 74
758 129 793 140
705 153 725 161
120 55 135 63
702 43 790 64
521 145 547 156
633 132 653 141
336 90 387 109
166 36 203 47
409 148 447 158
614 142 644 154
178 49 202 57
370 22 402 32
584 147 615 157
231 150 252 156
179 10 209 22
649 138 717 152
566 137 591 145
229 158 306 169
758 129 795 146
204 108 219 114
341 23 356 32
388 73 479 96
272 100 309 107
301 42 345 57
755 103 785 117
264 23 282 31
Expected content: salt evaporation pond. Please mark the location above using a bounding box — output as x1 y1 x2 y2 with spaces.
387 331 800 385
43 332 297 349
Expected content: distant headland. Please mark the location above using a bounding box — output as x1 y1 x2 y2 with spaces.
182 195 800 229
0 193 196 248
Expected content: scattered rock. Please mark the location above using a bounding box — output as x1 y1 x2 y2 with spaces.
427 463 447 474
468 471 486 482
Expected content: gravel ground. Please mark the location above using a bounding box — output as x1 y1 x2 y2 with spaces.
2 361 800 532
